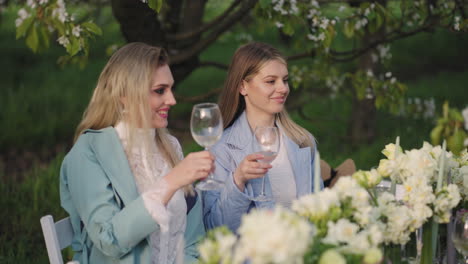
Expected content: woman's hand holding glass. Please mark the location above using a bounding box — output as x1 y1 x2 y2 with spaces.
250 126 279 202
165 151 215 192
233 153 272 192
190 103 225 190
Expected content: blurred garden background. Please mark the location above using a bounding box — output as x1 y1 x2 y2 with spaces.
1 0 467 263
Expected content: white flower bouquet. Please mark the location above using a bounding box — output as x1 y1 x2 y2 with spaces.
197 141 466 264
199 207 314 264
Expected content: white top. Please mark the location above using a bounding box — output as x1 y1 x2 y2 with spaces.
115 122 186 264
268 133 296 208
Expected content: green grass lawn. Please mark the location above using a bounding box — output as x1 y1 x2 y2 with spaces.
1 4 467 263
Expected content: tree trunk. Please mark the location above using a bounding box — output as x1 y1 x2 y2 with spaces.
348 39 377 144
110 0 257 83
110 0 205 82
349 96 376 144
347 0 386 145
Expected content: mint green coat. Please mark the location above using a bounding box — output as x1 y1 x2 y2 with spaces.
60 127 205 264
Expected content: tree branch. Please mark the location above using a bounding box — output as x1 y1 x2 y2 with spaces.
287 51 317 61
166 0 242 41
330 22 435 62
175 87 221 103
199 61 229 70
170 0 258 64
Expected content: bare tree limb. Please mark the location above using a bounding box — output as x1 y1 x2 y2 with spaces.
287 51 317 61
199 61 229 70
329 22 435 62
170 0 258 64
166 0 242 41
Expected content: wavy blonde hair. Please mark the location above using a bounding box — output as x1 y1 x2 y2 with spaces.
218 42 314 149
75 42 189 191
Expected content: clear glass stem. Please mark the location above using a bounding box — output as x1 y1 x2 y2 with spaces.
204 147 214 180
260 174 266 196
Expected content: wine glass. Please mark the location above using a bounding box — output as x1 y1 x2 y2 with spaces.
452 210 468 264
250 126 280 202
190 103 224 190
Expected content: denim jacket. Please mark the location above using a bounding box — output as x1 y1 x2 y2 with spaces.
203 112 323 232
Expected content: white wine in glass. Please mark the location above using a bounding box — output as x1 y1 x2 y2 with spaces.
190 103 224 191
250 126 279 202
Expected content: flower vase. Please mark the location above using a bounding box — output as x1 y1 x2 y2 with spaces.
420 218 438 264
384 244 404 264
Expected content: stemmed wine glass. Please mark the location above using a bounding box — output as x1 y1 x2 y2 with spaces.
452 210 468 264
190 103 224 191
250 126 280 202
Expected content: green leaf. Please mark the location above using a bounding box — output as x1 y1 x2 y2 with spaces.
51 18 66 36
25 25 39 53
259 0 270 8
430 125 444 145
360 2 371 11
447 129 467 155
16 16 35 39
82 38 90 56
375 11 384 30
39 25 50 50
375 96 384 109
368 18 378 33
343 21 354 38
66 37 81 56
148 0 163 13
323 27 334 48
82 22 102 36
282 22 295 36
448 109 464 122
354 83 366 100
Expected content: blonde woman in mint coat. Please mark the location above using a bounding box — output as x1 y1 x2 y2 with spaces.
203 42 324 232
60 43 211 264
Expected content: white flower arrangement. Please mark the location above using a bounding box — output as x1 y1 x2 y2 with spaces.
291 177 383 263
376 141 463 225
198 141 466 264
199 207 314 264
198 227 237 264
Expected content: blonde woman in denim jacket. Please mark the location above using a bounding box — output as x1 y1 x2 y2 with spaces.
203 42 324 232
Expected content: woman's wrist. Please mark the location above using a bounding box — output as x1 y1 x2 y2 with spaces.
233 170 246 191
162 173 182 197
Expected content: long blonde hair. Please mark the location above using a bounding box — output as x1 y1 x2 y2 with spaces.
75 42 182 174
218 42 314 149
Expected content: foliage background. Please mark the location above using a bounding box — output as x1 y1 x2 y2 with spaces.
0 2 467 263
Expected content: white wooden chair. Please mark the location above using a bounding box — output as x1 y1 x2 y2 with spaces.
40 215 76 264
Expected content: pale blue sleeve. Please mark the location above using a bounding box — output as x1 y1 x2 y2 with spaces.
61 144 158 258
202 145 253 232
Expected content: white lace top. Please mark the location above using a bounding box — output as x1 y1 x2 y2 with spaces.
115 122 186 264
